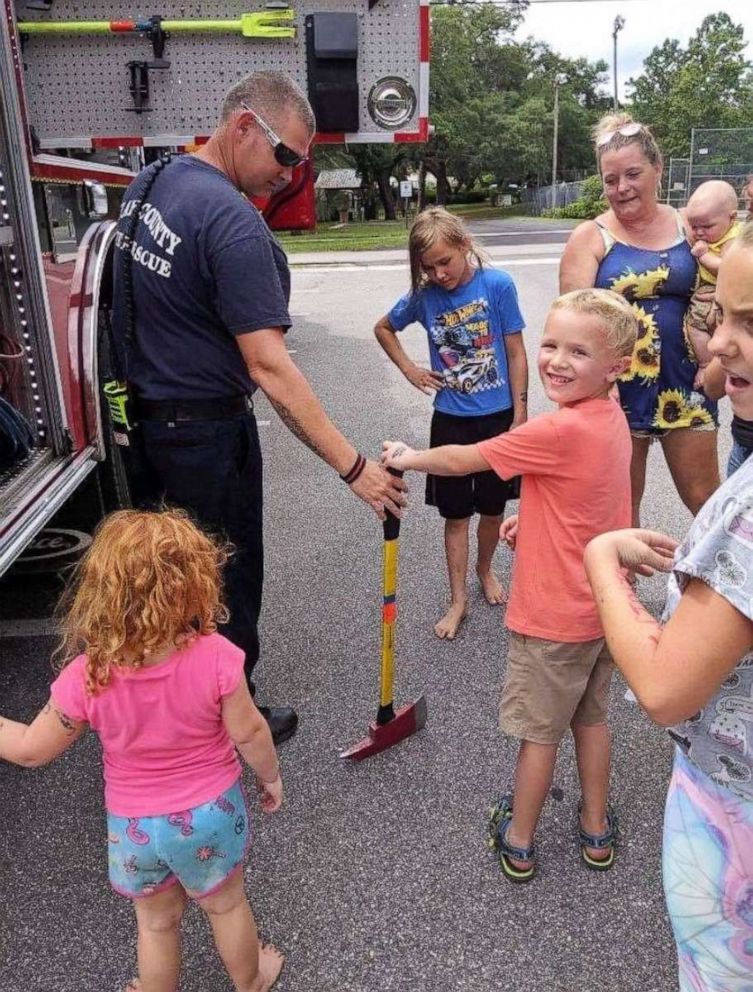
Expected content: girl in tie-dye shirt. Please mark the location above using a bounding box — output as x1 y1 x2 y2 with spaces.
584 229 753 992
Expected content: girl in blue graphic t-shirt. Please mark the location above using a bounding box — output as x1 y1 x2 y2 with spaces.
374 208 528 641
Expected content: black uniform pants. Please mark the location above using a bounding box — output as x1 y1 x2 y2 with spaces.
132 410 263 682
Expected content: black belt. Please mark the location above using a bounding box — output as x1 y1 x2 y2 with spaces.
134 395 253 422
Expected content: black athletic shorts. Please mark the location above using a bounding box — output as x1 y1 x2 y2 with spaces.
425 408 520 520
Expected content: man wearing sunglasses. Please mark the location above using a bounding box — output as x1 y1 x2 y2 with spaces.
112 70 407 745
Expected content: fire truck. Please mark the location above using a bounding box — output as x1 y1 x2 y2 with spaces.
0 0 429 573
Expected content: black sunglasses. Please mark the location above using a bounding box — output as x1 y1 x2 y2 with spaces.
240 102 307 168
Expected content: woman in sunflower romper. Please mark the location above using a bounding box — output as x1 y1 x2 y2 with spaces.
560 113 719 526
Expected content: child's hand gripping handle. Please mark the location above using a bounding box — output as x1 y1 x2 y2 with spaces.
383 468 404 541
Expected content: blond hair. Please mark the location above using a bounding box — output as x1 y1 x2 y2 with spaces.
551 288 638 358
735 218 753 249
408 207 488 294
592 112 662 171
55 509 229 694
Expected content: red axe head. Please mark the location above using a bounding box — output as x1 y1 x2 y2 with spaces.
339 695 427 761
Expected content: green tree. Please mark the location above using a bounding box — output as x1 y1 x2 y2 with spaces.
629 13 753 158
427 7 608 196
350 144 407 220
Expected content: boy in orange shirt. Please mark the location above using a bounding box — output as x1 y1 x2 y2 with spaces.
382 288 637 883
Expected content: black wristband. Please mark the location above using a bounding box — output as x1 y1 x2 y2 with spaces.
340 453 366 484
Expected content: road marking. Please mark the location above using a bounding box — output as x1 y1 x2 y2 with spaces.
0 617 57 639
473 229 574 238
256 420 271 426
292 257 560 274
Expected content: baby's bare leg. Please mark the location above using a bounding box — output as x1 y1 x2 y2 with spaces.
131 883 188 992
476 513 506 605
436 517 470 639
199 870 284 992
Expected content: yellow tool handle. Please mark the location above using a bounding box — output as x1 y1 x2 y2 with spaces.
379 537 398 711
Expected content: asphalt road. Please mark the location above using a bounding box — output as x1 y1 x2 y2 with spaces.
0 235 733 992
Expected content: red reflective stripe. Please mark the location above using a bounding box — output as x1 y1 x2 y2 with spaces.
419 4 430 61
92 136 143 148
110 20 135 31
31 161 132 185
313 132 346 144
69 292 93 308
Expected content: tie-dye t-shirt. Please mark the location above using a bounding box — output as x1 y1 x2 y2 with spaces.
664 455 753 801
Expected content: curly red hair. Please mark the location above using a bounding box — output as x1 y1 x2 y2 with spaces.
56 509 229 694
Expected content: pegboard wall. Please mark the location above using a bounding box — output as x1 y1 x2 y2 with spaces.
14 0 426 146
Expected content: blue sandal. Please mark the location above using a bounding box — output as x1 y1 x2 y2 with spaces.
487 794 536 883
578 806 618 871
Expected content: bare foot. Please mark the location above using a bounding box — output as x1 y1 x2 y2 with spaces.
258 943 285 991
123 981 141 992
434 600 468 640
477 568 507 605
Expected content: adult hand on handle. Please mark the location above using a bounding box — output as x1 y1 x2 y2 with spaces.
350 459 408 521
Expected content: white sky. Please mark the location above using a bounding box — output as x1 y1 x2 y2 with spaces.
513 0 753 99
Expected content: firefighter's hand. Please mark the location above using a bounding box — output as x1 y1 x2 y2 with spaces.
404 363 444 395
350 459 408 521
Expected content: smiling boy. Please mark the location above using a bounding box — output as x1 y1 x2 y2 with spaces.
381 288 638 882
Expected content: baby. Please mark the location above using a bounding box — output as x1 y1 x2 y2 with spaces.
684 180 740 389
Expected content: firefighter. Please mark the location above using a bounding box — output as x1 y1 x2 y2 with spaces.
112 70 406 744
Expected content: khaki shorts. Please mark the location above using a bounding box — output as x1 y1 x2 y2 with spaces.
500 633 614 745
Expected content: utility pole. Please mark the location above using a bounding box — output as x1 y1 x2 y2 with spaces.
551 77 560 211
612 15 625 111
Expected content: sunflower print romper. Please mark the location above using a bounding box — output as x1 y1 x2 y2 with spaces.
594 214 718 432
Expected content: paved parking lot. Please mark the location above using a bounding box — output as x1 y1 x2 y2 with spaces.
0 240 732 991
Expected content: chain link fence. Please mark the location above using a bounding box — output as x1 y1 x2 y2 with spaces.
520 179 584 213
666 128 753 208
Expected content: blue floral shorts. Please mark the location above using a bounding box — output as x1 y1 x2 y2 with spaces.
107 779 249 899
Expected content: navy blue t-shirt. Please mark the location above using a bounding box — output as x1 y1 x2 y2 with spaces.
112 156 291 400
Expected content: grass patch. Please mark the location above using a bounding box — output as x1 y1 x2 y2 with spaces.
276 207 570 252
277 220 409 253
447 203 537 220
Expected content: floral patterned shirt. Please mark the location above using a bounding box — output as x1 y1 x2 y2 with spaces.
664 455 753 801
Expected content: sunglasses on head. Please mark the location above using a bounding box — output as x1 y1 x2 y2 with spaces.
596 122 644 148
240 102 307 168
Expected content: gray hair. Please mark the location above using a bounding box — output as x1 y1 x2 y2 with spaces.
221 70 315 133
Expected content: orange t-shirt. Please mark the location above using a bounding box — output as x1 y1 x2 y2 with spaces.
478 397 631 642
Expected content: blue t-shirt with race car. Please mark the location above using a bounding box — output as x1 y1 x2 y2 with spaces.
112 155 291 401
387 267 525 417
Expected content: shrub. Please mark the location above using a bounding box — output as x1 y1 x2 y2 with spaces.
542 175 607 219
